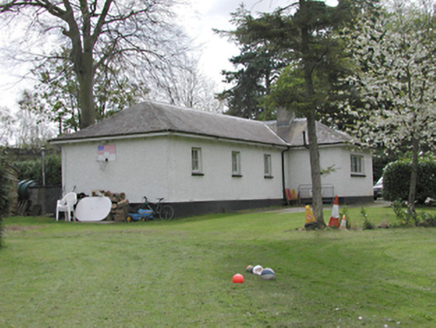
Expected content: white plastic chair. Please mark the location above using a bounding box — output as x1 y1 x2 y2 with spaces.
56 192 77 221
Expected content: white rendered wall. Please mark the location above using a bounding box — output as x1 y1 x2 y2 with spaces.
286 146 373 198
61 135 285 203
167 136 284 202
61 137 172 203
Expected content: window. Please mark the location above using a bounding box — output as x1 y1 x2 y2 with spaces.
350 154 365 176
191 148 203 175
264 154 273 178
232 151 242 177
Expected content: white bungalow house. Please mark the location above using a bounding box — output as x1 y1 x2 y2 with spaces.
50 101 373 217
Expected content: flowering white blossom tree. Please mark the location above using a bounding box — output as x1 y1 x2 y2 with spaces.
344 0 436 211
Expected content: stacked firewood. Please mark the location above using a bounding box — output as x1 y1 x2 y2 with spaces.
92 190 129 222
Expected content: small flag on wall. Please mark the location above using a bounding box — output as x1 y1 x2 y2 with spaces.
97 144 116 162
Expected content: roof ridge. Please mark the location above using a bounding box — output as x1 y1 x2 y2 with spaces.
148 101 171 130
143 100 268 126
263 123 288 144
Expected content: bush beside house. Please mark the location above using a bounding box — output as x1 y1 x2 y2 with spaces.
383 157 436 203
15 154 61 186
0 158 12 248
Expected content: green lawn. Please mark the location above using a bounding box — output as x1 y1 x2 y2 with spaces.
1 204 436 327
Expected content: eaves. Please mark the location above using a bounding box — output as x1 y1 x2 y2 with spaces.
49 129 290 149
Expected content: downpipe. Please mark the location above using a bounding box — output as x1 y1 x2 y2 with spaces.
281 146 291 203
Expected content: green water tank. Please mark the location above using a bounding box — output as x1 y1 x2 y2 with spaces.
17 180 37 200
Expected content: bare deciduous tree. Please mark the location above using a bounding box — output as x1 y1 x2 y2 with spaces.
0 0 190 128
146 54 223 112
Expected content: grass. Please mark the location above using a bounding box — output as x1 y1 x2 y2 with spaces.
1 204 436 327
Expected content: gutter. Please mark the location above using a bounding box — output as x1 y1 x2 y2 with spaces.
50 130 289 149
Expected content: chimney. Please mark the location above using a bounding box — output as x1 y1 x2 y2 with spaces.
277 107 295 126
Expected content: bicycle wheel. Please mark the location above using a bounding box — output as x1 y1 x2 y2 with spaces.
159 205 174 220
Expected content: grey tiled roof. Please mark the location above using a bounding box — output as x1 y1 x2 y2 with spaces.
51 101 288 146
265 118 351 147
51 101 351 147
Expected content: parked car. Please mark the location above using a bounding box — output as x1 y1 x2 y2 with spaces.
373 177 383 200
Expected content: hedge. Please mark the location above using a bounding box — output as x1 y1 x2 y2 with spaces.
15 154 61 186
383 157 436 203
0 159 11 248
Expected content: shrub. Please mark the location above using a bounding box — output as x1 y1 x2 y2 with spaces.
0 157 12 248
390 199 434 227
391 199 412 226
0 169 9 217
417 213 436 227
383 157 436 203
0 217 3 248
360 207 375 230
15 154 61 186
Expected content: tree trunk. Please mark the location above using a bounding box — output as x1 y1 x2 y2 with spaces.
408 136 419 214
65 0 96 130
77 69 95 129
74 49 95 129
300 0 324 226
307 111 324 226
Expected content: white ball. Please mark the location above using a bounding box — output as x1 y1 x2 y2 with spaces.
252 265 263 275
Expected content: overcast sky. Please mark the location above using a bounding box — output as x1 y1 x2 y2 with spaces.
0 0 336 112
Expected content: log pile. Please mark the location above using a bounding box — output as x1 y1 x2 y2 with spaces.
92 190 129 222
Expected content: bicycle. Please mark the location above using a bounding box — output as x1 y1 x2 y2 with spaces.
141 196 175 220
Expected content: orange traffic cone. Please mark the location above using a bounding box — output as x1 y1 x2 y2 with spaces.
304 205 317 228
328 196 340 228
340 214 348 231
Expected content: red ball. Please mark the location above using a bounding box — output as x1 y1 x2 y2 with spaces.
232 274 244 283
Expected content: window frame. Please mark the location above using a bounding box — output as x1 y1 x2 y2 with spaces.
264 154 273 178
191 147 204 176
232 151 242 177
350 154 365 177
